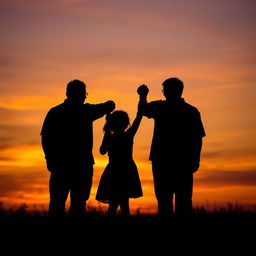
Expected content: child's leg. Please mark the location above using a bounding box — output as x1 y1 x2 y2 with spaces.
119 198 130 216
107 200 119 216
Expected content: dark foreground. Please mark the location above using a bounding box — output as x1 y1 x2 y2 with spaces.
1 204 255 253
1 203 255 231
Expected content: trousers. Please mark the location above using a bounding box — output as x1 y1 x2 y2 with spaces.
152 162 193 216
48 164 93 216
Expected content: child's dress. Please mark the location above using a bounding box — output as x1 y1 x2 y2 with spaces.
96 130 143 203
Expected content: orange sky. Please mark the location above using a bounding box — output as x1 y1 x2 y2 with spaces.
0 0 256 213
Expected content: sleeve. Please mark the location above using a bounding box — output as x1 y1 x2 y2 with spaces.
142 100 162 119
87 102 114 121
40 109 58 155
194 110 206 138
40 109 53 136
41 110 57 164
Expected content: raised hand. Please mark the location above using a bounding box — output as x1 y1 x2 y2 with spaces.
137 84 149 97
105 100 115 113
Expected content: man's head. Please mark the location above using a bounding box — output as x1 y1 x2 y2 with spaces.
162 77 184 100
66 80 87 104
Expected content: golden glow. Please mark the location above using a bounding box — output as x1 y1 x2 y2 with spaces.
0 95 63 110
0 0 255 212
0 145 44 167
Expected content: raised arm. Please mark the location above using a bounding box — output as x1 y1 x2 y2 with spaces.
89 100 115 121
136 84 161 119
137 84 149 113
127 85 149 137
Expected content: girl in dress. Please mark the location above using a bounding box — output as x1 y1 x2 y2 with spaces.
96 85 148 216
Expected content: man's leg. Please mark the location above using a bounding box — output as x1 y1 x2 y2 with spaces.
70 164 93 216
175 173 193 216
152 162 173 216
49 171 70 216
157 196 173 216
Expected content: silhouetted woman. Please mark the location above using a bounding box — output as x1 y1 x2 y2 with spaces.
96 87 148 216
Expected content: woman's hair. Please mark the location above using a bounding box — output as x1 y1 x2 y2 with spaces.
103 110 130 133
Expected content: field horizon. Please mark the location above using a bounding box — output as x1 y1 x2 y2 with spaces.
1 201 256 217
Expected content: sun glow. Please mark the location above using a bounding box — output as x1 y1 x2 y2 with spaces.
0 0 255 212
0 145 44 168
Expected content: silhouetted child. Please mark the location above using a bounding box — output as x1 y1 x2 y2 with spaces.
96 87 148 216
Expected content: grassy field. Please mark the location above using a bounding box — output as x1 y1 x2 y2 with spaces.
1 201 255 217
0 201 254 246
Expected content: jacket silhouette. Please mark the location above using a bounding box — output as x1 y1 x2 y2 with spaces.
138 78 206 215
41 80 115 216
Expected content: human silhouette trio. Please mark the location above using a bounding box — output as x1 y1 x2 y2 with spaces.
41 78 206 216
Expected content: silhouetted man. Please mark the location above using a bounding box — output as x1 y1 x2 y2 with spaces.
138 78 206 216
41 80 115 216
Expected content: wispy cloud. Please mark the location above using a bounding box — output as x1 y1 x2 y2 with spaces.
195 169 256 188
0 172 48 205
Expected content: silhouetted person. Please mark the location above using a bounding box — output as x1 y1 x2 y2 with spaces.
138 78 206 216
95 88 146 216
41 80 115 216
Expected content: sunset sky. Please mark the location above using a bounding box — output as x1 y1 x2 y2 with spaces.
0 0 256 213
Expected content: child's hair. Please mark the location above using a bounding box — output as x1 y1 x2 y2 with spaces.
104 110 130 133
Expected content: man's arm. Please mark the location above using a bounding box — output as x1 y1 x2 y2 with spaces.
190 137 203 173
41 134 52 159
42 133 64 172
136 84 161 119
190 109 206 172
89 100 115 121
41 110 54 159
191 109 206 172
137 84 149 116
41 110 62 172
193 137 203 164
127 85 149 137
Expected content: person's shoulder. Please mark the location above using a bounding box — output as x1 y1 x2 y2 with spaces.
184 102 201 117
46 102 65 116
83 103 92 109
50 102 65 112
183 101 200 114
